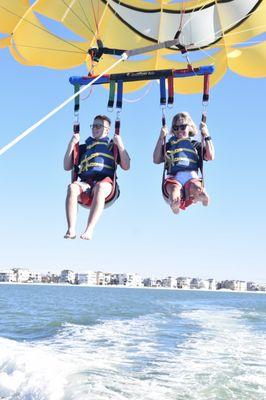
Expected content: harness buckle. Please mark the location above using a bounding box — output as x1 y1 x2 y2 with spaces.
116 110 121 121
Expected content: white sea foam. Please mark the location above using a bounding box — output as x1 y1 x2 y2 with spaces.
0 309 265 399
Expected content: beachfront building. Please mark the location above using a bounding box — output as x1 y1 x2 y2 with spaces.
258 283 266 291
247 281 258 291
110 274 119 285
190 278 202 289
96 271 113 285
12 268 31 283
236 281 247 291
208 278 216 290
198 279 211 290
162 276 177 288
176 277 192 289
42 272 60 283
76 271 97 285
28 272 42 283
96 271 105 285
143 277 161 287
60 269 75 284
104 272 113 285
0 269 16 282
220 280 247 291
118 273 142 287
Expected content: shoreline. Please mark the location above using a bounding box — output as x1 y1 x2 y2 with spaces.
0 281 265 294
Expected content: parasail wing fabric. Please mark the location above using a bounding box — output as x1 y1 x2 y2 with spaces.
0 0 265 93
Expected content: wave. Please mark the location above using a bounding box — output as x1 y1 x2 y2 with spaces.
0 309 265 399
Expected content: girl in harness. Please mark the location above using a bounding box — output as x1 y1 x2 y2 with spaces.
64 115 130 240
153 112 215 214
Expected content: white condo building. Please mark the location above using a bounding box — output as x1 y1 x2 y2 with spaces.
60 270 75 284
29 272 42 283
13 268 31 283
0 269 16 282
208 278 216 290
143 277 160 287
76 271 97 285
220 280 247 291
118 273 142 287
176 277 192 289
96 271 113 285
162 276 177 288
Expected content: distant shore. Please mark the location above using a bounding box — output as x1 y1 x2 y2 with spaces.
0 281 265 294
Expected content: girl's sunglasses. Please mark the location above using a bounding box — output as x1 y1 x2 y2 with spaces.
172 124 188 131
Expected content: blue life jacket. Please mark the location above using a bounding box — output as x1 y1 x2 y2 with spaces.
79 137 115 180
166 137 199 174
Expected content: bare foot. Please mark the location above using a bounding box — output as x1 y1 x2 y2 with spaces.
170 199 180 214
190 186 209 206
201 194 209 206
197 192 209 206
80 228 93 240
64 230 76 239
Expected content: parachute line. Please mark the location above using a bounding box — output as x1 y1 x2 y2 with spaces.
90 0 99 36
223 24 266 41
61 0 77 22
60 0 96 38
9 43 86 55
0 57 124 156
0 3 87 54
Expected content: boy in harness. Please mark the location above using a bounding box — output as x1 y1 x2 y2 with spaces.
153 112 215 214
64 115 130 240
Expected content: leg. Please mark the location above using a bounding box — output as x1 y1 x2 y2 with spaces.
189 180 210 206
80 181 112 240
166 182 182 214
198 188 210 206
64 182 89 239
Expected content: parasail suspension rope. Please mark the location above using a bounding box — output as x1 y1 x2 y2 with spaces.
0 56 126 156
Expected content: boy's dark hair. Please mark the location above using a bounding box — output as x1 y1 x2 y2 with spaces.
94 115 111 126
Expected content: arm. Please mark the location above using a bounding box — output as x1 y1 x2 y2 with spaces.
153 126 168 164
63 134 79 171
113 134 130 170
200 122 215 161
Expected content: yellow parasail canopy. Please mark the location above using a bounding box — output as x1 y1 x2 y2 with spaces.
0 0 265 93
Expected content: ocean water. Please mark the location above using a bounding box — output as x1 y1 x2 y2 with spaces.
0 285 265 400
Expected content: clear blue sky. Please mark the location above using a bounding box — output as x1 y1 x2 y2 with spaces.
0 46 265 282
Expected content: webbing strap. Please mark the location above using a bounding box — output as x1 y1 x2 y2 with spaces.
200 74 211 186
167 76 174 105
113 119 120 165
116 80 123 109
72 84 80 182
160 77 166 106
161 107 166 128
74 85 80 113
203 74 210 103
72 123 80 183
115 119 120 136
108 80 116 109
